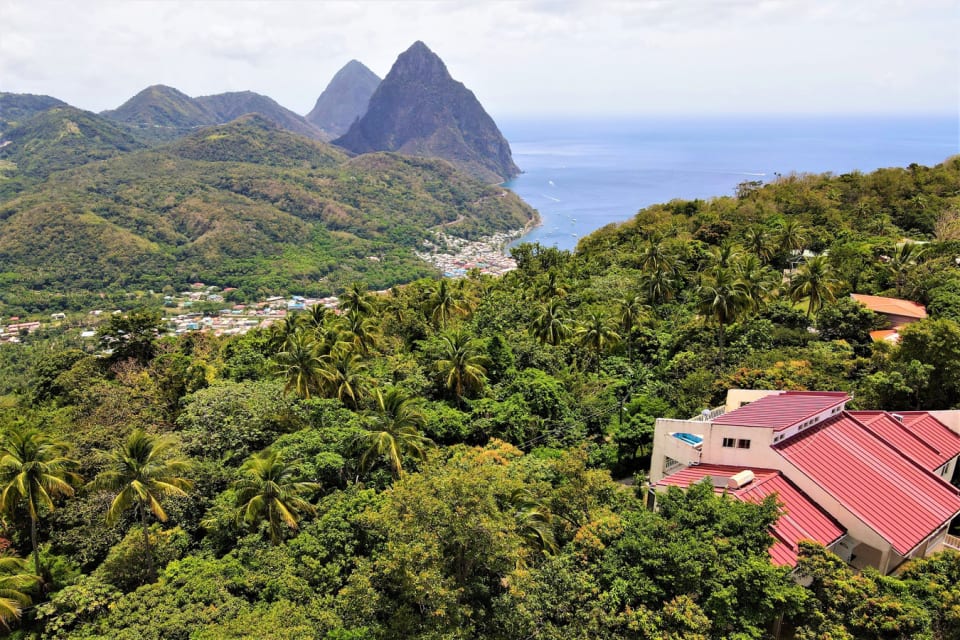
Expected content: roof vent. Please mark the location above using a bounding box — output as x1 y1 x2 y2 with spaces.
727 470 755 490
892 413 904 422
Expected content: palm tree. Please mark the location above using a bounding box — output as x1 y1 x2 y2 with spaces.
530 298 570 346
789 256 840 317
358 388 434 479
743 226 775 264
735 254 780 311
534 270 568 301
304 303 328 335
274 330 324 399
340 282 373 316
640 267 678 305
697 267 750 363
883 242 925 297
436 331 489 406
508 488 557 557
343 309 378 355
777 219 807 257
233 449 318 545
707 241 742 272
425 279 468 329
0 553 39 632
0 427 81 576
576 312 621 374
269 314 302 352
637 239 677 277
91 430 193 578
321 350 367 409
617 295 647 362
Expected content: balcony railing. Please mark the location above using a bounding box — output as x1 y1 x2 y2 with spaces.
690 406 726 422
944 534 960 550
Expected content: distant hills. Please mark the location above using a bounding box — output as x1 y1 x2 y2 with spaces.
4 41 520 183
0 106 143 181
0 114 534 301
100 85 327 143
306 60 381 138
334 41 519 184
0 92 69 134
0 42 528 306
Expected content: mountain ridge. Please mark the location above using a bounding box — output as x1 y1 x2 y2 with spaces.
101 84 326 142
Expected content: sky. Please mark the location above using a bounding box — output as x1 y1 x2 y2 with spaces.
1 0 958 119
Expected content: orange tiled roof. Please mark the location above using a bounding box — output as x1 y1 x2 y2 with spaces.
869 329 901 343
851 294 927 319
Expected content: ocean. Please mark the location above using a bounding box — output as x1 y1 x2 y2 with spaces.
501 116 960 250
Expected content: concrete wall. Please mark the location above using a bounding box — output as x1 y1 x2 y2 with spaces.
724 389 781 413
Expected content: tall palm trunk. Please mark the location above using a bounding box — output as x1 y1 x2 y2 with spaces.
140 501 155 578
717 320 726 366
30 513 40 578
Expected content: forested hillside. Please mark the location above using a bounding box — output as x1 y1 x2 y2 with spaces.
0 115 534 311
1 157 959 638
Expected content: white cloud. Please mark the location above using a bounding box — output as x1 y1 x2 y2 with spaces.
0 0 956 117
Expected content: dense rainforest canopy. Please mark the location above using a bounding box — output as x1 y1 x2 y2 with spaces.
1 156 960 638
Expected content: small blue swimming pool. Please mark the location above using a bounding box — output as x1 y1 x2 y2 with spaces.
673 432 703 446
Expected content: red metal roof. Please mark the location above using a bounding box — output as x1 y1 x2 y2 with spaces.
713 391 849 431
656 464 845 567
776 413 960 555
850 411 960 472
851 294 927 320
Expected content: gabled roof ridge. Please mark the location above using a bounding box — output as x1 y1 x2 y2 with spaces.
843 411 942 475
851 410 944 457
776 412 960 555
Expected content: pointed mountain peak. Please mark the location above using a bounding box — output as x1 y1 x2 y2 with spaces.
390 40 451 82
334 42 519 183
306 59 381 138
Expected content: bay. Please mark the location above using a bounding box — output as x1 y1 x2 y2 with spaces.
501 116 960 251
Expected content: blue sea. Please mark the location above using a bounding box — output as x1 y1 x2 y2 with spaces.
501 116 960 250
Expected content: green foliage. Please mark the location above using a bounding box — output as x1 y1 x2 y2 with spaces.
96 525 190 592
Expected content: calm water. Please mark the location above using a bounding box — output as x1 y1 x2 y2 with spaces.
501 116 960 250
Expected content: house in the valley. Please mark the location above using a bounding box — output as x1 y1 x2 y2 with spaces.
649 389 960 574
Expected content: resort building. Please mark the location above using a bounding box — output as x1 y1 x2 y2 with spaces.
850 293 927 343
649 389 960 574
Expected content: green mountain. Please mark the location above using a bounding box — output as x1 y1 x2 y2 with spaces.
101 85 327 144
334 42 520 184
101 84 218 140
196 91 327 141
0 116 534 299
306 60 381 138
0 92 69 134
0 106 144 182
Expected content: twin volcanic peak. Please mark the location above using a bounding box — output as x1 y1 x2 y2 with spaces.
306 60 381 138
334 41 520 184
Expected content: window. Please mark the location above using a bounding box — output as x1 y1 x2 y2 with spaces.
737 439 751 449
722 438 736 448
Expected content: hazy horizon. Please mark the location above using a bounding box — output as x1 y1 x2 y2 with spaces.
2 0 957 120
